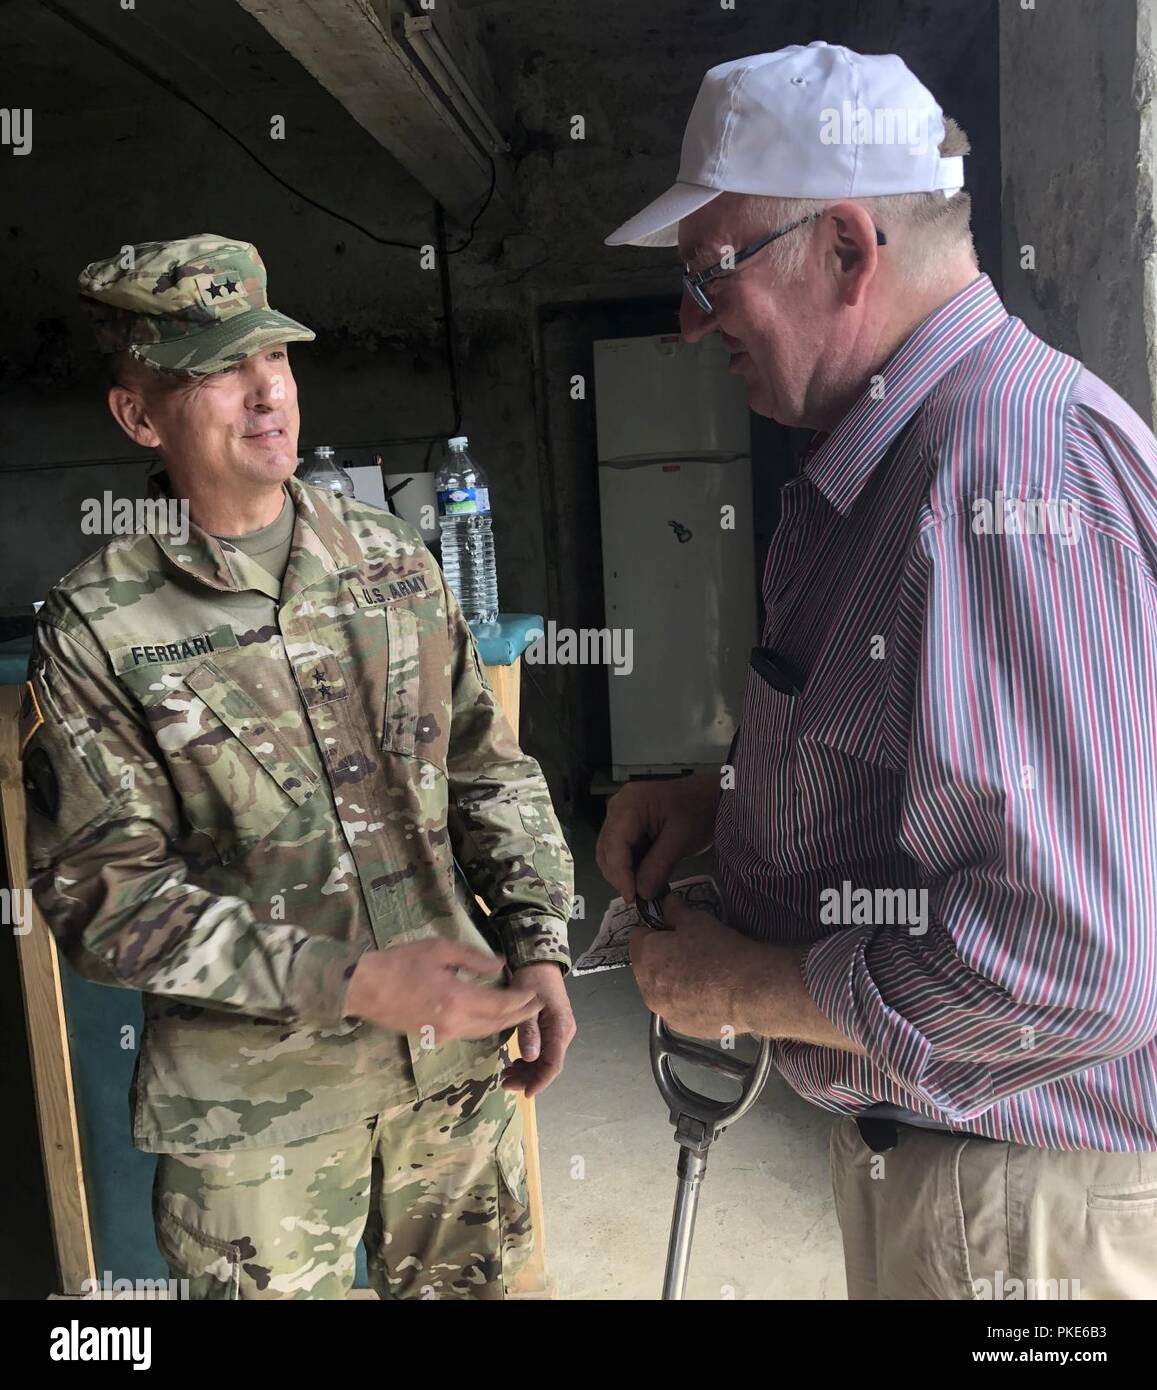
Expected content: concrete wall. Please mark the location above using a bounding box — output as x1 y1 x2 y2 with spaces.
1000 0 1157 425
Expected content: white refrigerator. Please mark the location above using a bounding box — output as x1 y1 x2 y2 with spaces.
594 333 756 779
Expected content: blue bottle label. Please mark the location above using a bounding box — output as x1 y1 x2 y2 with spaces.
438 486 491 515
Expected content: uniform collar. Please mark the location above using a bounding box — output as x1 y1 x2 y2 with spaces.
803 273 1009 516
149 471 363 596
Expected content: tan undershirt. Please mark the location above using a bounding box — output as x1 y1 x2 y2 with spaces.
213 488 295 587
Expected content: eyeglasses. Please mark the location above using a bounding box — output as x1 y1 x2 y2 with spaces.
681 211 887 313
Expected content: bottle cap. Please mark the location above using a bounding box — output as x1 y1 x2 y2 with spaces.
448 435 469 448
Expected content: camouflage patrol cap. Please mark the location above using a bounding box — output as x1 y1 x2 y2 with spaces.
77 234 315 378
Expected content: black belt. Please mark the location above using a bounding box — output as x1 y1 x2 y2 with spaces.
854 1115 995 1152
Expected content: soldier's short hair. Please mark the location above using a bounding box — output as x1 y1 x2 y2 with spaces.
107 349 188 398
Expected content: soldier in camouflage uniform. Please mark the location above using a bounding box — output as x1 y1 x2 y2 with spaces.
20 236 576 1300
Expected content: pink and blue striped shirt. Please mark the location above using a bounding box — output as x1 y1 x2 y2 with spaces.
715 273 1157 1151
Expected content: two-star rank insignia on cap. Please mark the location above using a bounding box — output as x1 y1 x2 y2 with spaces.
192 272 246 310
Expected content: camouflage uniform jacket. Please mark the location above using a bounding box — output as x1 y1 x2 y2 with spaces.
21 476 573 1152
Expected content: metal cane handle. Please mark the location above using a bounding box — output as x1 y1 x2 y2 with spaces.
650 1012 774 1139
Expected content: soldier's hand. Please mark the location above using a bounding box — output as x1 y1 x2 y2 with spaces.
501 962 576 1099
342 940 543 1042
596 767 721 904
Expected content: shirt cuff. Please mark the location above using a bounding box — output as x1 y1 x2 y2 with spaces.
499 913 572 976
803 926 995 1120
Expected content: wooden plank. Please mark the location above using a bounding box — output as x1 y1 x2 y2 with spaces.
505 1031 553 1297
0 685 95 1295
483 660 521 731
235 0 514 224
477 656 553 1298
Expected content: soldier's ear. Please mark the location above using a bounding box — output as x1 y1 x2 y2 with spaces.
107 383 163 451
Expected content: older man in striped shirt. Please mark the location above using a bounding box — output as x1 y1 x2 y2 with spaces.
600 45 1157 1299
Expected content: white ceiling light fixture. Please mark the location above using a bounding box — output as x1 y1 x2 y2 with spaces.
398 6 509 158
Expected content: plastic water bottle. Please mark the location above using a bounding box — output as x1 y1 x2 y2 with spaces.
436 436 498 625
299 445 354 498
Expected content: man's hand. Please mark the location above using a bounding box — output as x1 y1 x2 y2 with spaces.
343 940 541 1042
629 894 753 1038
596 768 720 903
501 962 576 1099
630 894 867 1052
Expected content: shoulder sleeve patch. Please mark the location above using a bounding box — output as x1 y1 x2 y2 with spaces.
18 680 44 756
23 746 60 822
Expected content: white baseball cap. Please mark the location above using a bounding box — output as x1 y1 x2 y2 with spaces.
605 42 965 248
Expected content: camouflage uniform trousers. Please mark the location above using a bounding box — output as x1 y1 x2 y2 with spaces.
152 1062 532 1300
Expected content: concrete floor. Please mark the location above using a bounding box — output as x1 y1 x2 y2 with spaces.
534 814 848 1300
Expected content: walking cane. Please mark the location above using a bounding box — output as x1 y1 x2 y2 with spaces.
638 893 775 1300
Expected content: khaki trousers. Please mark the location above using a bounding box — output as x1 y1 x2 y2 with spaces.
829 1116 1157 1300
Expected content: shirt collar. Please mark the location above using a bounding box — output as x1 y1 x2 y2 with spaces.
804 273 1009 516
149 471 363 595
